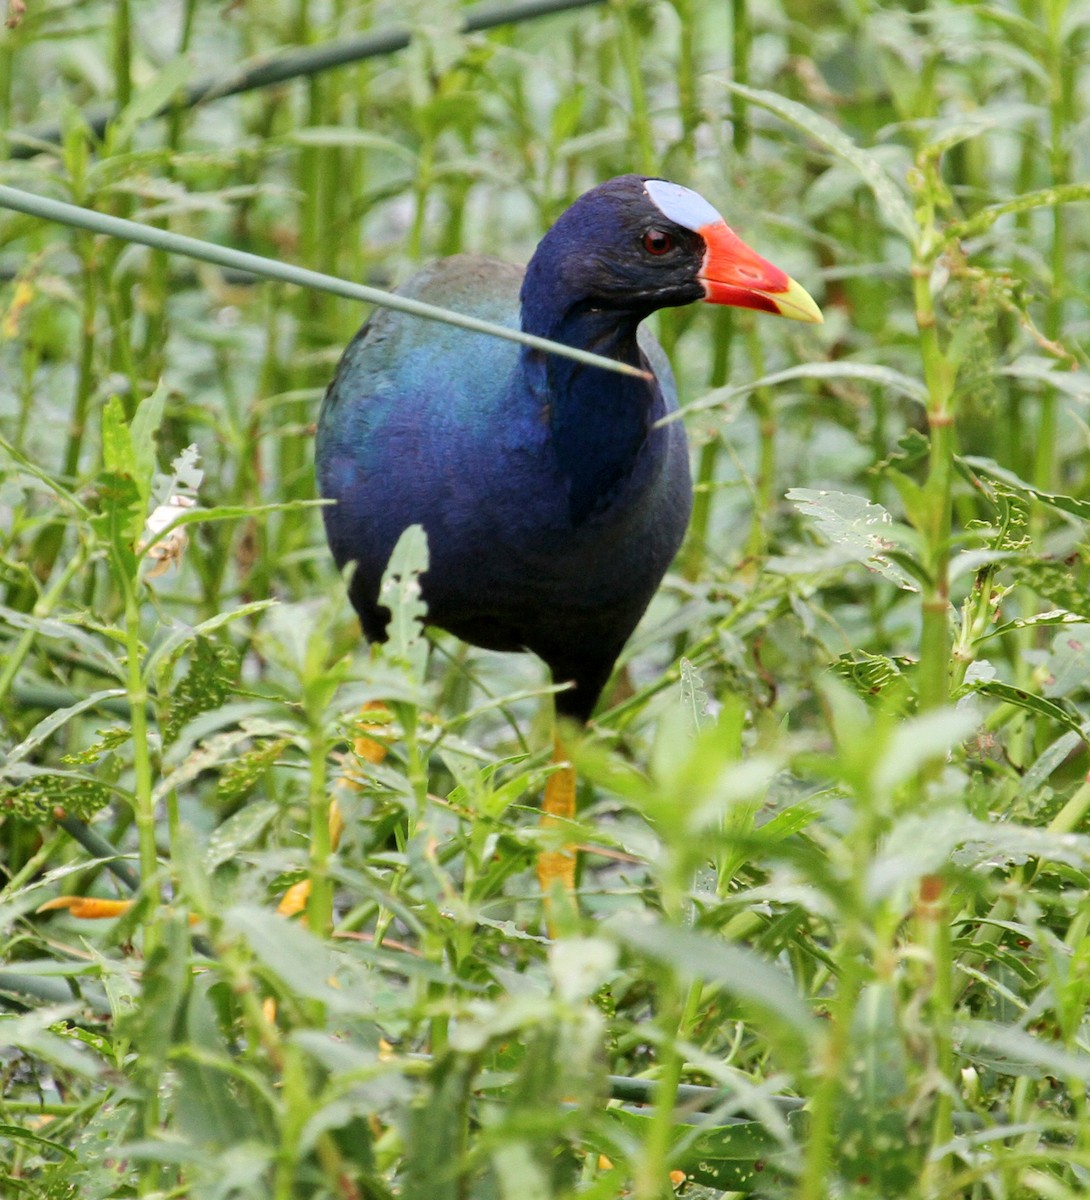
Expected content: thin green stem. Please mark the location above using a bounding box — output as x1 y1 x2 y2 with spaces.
798 921 865 1200
670 0 698 168
742 320 774 559
304 713 333 938
274 1044 309 1200
1033 0 1072 497
0 185 646 379
731 0 750 154
912 227 957 712
113 0 132 112
633 973 686 1200
920 877 955 1193
0 547 88 707
65 233 98 482
124 581 159 951
614 0 655 174
681 307 734 582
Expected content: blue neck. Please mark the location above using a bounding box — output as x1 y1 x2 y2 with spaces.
520 301 662 526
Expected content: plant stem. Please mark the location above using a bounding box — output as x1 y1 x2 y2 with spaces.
614 0 655 174
731 0 750 155
305 708 333 938
1033 0 1072 498
911 193 956 712
742 319 775 559
113 0 132 112
125 581 159 955
0 547 88 707
919 875 954 1191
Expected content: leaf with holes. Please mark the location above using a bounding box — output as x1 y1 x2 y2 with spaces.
787 488 919 590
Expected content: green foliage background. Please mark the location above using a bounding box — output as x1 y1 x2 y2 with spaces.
2 0 1090 1197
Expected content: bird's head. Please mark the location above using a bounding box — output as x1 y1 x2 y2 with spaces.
522 174 823 325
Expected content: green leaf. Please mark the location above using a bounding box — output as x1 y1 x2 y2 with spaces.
100 394 136 481
956 1020 1090 1081
1009 559 1090 621
721 82 918 243
161 637 241 744
962 456 1090 522
0 606 126 680
123 917 190 1085
611 917 816 1064
0 764 124 822
998 357 1090 402
215 742 292 807
917 102 1040 157
950 183 1090 241
204 800 279 870
145 597 276 681
962 680 1087 741
4 687 127 766
838 984 917 1191
832 650 912 703
0 1122 78 1158
602 1107 792 1193
223 905 363 1011
154 726 267 805
0 430 90 516
676 361 928 426
104 56 192 149
129 381 169 496
872 708 980 794
0 1006 105 1078
172 977 261 1151
402 1054 472 1200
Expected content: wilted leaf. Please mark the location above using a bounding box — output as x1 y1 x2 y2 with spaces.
679 657 713 734
379 523 430 678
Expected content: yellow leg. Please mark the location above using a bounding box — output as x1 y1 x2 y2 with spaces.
537 732 577 924
37 896 135 919
37 896 201 925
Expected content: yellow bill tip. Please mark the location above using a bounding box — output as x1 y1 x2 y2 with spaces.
764 274 824 324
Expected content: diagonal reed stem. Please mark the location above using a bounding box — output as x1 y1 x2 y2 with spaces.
0 185 648 380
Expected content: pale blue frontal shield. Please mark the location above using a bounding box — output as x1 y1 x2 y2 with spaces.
643 179 724 232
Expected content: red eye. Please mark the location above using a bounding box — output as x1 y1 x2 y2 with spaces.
642 229 674 255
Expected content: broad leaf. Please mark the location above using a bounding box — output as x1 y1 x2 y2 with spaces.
787 488 919 590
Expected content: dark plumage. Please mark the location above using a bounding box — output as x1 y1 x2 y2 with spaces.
317 174 821 722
